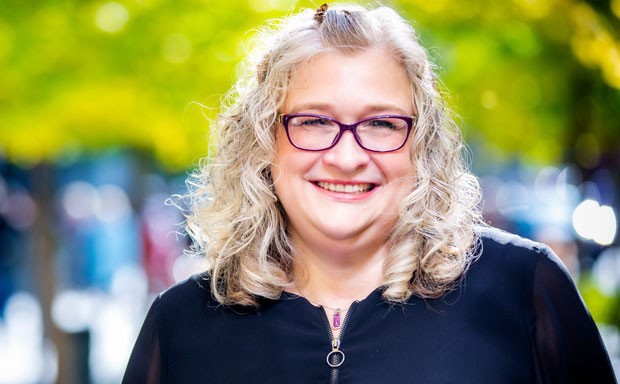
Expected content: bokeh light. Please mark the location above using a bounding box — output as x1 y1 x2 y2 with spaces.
573 199 617 246
95 2 130 34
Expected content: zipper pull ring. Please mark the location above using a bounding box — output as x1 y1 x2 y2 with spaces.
326 337 345 368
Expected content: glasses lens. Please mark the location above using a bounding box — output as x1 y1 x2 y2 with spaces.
357 117 410 151
286 115 340 150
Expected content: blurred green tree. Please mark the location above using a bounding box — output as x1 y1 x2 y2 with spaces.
0 0 618 170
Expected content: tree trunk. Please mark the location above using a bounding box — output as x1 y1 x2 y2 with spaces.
32 163 79 384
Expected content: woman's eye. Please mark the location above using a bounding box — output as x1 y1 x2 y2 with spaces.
369 119 396 129
303 119 321 125
293 117 329 126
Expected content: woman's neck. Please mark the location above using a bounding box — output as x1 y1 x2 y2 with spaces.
290 233 387 308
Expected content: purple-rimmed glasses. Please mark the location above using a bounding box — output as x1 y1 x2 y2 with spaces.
278 113 416 152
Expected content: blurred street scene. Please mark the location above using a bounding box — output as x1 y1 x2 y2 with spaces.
0 0 619 382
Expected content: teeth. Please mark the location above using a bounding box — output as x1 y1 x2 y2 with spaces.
317 181 373 193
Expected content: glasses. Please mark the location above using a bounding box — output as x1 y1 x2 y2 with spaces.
278 113 416 152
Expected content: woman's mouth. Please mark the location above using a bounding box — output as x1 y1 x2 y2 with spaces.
315 181 375 194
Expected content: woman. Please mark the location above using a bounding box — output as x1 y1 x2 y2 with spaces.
123 4 616 383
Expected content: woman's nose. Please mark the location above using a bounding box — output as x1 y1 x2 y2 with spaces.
322 131 370 172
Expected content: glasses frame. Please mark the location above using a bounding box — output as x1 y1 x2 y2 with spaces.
277 113 417 153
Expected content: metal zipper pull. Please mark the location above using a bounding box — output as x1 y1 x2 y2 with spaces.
326 337 345 368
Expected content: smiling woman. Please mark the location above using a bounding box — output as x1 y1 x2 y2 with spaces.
123 4 616 383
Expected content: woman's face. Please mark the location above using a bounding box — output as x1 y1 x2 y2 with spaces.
272 49 416 251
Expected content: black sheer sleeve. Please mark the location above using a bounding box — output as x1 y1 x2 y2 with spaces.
531 246 616 384
122 296 164 384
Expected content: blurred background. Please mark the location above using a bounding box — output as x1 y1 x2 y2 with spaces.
0 0 618 382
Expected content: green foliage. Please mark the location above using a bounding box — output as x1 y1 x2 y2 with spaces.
579 273 619 326
0 0 618 170
394 0 620 166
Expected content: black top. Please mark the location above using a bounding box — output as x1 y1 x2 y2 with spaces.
123 227 616 383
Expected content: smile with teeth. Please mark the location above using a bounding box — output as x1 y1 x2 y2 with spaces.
316 181 374 194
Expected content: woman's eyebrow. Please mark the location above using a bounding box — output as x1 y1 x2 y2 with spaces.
286 103 411 116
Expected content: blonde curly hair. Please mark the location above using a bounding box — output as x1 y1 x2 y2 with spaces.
185 4 483 306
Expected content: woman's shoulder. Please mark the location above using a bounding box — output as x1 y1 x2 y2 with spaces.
160 271 210 294
155 272 217 312
472 226 573 285
476 226 562 265
477 225 548 253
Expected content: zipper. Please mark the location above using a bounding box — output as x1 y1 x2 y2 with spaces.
322 302 358 384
